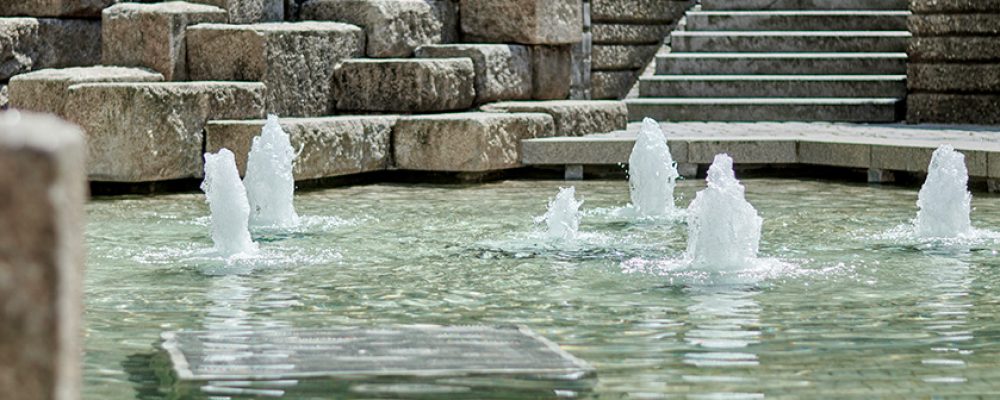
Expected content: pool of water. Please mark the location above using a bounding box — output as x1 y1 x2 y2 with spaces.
83 178 1000 399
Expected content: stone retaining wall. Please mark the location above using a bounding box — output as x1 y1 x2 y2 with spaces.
907 0 1000 124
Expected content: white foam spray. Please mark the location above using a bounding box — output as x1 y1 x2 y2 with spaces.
244 115 299 228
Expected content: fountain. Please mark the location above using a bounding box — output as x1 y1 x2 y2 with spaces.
628 118 680 217
202 149 258 257
685 154 762 271
542 187 583 241
915 145 972 238
244 115 300 228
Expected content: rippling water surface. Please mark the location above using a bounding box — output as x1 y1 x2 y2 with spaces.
84 179 1000 398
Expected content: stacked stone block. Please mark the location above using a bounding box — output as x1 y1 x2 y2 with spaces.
301 0 445 57
907 0 1000 124
590 0 693 99
0 18 101 81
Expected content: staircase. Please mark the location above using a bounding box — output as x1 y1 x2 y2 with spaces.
626 0 911 122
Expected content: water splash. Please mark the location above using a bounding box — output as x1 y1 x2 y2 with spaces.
202 149 258 257
245 115 300 228
541 187 583 241
916 145 972 238
686 154 763 271
628 118 680 218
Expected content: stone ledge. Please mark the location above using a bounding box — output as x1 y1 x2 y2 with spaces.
592 0 691 23
332 58 476 113
909 14 1000 36
479 100 627 136
205 116 395 180
0 18 101 80
8 66 164 118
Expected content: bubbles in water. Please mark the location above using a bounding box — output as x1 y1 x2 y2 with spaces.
686 154 763 271
916 145 972 238
202 149 258 257
541 187 583 241
628 118 680 218
245 115 300 229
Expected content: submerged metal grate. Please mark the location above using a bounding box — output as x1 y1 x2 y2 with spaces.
161 325 594 382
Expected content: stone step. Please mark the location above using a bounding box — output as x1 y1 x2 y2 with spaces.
639 75 906 98
686 11 909 31
701 0 909 11
332 58 475 113
655 53 908 75
624 98 901 122
670 31 910 53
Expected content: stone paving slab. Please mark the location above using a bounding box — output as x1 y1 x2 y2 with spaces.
161 325 594 381
522 122 1000 178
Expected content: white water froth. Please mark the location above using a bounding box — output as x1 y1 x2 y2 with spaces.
627 118 680 219
245 115 300 228
916 145 972 238
686 154 763 271
202 149 258 258
540 187 583 241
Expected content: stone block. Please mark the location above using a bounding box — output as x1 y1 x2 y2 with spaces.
592 0 691 23
909 14 1000 36
0 18 101 81
64 82 265 182
532 45 572 100
205 116 394 180
592 44 659 70
332 58 475 113
569 33 593 100
907 93 1000 125
480 100 627 136
911 0 1000 13
101 2 227 81
592 23 670 45
0 111 85 400
686 139 798 164
8 66 164 118
188 0 284 23
300 0 441 57
428 0 459 43
415 44 532 105
0 85 7 110
908 37 1000 62
460 0 582 45
0 0 116 17
394 112 554 171
592 70 637 99
187 22 364 117
799 141 871 169
908 63 1000 93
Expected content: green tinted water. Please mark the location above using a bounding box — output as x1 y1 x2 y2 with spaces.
83 179 1000 398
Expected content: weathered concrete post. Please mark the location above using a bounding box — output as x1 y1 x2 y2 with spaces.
0 110 86 400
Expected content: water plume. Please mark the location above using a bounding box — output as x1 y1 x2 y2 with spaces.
245 115 299 228
916 145 972 238
628 118 679 217
686 154 762 271
542 187 583 241
202 149 257 257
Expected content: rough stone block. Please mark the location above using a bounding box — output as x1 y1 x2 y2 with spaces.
0 111 85 400
188 0 284 23
301 0 442 57
394 112 554 171
532 45 573 100
187 22 364 117
907 93 1000 125
0 0 116 17
592 70 637 99
799 141 871 168
592 44 659 70
415 44 532 105
8 66 164 118
428 0 459 43
911 0 1000 13
460 0 582 45
592 23 670 45
592 0 691 23
101 2 228 81
908 37 1000 62
480 100 627 136
332 58 475 113
205 116 394 180
64 82 266 182
908 63 1000 93
909 14 1000 36
0 18 101 81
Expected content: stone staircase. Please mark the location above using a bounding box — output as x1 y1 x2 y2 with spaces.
626 0 911 122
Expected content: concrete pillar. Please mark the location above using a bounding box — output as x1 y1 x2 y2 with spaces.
565 164 584 180
867 168 895 183
677 162 698 179
0 110 86 400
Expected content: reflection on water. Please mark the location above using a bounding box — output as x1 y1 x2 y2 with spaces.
683 287 763 400
919 256 974 385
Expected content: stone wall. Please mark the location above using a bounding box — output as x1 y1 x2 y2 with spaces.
586 0 694 99
907 0 1000 124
